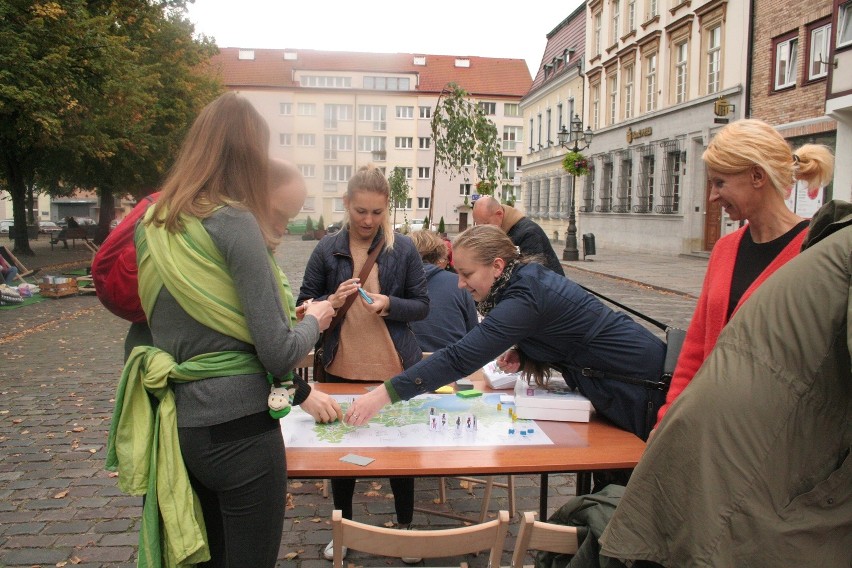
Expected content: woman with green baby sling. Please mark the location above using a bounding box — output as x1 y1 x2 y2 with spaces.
105 93 335 568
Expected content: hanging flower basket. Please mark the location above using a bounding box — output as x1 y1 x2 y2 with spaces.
475 180 495 195
562 151 590 176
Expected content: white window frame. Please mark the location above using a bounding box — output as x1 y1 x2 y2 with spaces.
592 82 601 129
298 164 315 178
419 106 432 119
417 197 430 209
774 36 798 90
623 64 634 119
808 23 831 80
504 103 520 117
279 102 292 115
608 75 617 125
279 133 291 146
297 103 316 116
395 137 414 149
418 137 431 149
675 41 688 103
645 53 657 112
611 0 621 44
707 25 722 94
396 106 414 119
594 12 603 56
297 133 315 147
418 167 431 179
839 1 852 48
503 126 522 151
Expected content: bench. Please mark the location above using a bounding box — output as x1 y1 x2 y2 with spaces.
50 227 94 250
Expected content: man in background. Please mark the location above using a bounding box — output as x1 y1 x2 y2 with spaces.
472 195 564 275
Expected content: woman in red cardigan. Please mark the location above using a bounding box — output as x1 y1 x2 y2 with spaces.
655 119 834 428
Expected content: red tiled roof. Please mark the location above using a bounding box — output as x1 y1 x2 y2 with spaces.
211 48 532 98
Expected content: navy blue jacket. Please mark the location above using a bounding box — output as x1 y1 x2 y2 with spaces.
387 262 666 438
410 263 478 353
298 228 429 372
508 217 565 276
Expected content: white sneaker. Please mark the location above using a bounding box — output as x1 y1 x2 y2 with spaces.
323 540 347 561
400 525 422 564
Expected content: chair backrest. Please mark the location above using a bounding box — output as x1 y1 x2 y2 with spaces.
511 511 579 568
331 509 510 568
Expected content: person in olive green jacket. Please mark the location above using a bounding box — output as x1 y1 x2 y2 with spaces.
599 200 852 567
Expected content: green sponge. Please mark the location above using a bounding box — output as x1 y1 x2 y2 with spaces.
456 389 483 398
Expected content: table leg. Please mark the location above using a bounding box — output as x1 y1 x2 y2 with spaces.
539 473 548 519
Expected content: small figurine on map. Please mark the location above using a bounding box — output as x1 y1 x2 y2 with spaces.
456 416 461 429
473 415 478 430
527 427 535 435
465 415 472 430
429 415 440 431
508 427 515 435
497 402 503 411
441 412 448 428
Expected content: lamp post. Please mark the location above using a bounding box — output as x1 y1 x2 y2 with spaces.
557 113 594 261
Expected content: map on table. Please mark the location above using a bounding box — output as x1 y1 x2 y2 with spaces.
281 392 561 448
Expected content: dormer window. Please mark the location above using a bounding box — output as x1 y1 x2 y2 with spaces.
413 56 426 66
238 49 255 60
455 58 470 68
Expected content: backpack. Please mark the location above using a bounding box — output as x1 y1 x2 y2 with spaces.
91 193 160 322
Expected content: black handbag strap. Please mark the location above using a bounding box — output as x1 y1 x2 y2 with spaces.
579 284 671 332
325 236 384 334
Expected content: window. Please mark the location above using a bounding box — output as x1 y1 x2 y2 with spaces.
359 105 387 130
418 167 431 179
808 22 831 80
503 126 522 151
581 165 596 212
637 150 655 212
333 198 345 212
537 114 543 149
324 165 353 182
599 160 613 212
279 133 291 146
593 12 602 56
300 75 351 88
627 0 636 32
419 137 431 149
645 53 657 111
417 197 430 209
419 106 432 119
546 109 553 145
504 103 520 117
592 82 601 129
675 41 688 103
528 118 535 151
707 26 721 94
608 75 618 125
646 0 658 19
301 197 315 211
660 142 682 213
395 137 413 149
774 34 798 90
396 106 414 119
611 0 621 44
839 1 852 48
357 136 386 152
324 104 352 129
298 164 315 178
623 64 634 119
401 167 413 178
279 102 292 115
616 158 633 212
504 156 522 179
297 103 316 116
363 76 411 91
557 103 563 130
324 135 352 160
478 102 497 115
460 183 471 197
297 133 315 147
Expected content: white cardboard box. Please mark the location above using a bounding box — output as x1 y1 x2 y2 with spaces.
482 360 523 390
514 378 593 422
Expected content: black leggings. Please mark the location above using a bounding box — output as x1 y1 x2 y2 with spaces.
323 373 415 524
179 411 286 568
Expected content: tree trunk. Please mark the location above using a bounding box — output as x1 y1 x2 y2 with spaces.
95 188 116 245
4 160 34 256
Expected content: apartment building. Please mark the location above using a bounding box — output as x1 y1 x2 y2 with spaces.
520 3 587 246
750 0 838 213
581 0 749 254
209 48 531 232
826 0 852 198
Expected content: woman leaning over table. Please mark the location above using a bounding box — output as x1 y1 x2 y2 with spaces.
106 92 337 568
297 164 429 563
654 118 834 432
344 224 666 441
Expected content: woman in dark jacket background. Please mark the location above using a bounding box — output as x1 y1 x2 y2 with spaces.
297 165 428 563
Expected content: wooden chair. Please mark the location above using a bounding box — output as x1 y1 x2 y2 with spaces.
510 511 579 568
415 475 515 524
331 509 510 568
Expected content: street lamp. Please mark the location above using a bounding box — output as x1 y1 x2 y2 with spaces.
557 113 594 261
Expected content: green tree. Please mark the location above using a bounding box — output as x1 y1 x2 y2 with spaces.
438 216 446 234
428 83 503 229
0 1 220 254
387 166 411 228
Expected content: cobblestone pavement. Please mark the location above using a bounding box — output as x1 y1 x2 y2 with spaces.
0 235 706 567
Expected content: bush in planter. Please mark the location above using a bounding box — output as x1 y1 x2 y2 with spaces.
302 216 315 240
314 215 327 238
438 217 446 234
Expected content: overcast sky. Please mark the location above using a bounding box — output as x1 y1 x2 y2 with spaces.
185 0 585 78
